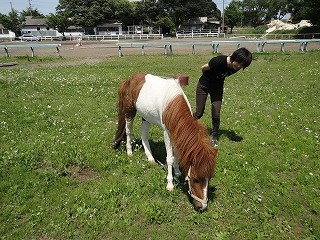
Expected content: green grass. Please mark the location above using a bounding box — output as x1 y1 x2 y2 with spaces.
0 51 319 239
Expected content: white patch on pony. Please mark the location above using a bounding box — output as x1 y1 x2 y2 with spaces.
141 120 156 162
135 74 191 127
202 179 209 209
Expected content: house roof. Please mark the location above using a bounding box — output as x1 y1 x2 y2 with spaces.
207 17 220 24
0 24 5 29
97 22 122 27
24 18 47 26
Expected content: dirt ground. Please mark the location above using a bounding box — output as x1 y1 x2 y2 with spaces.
1 38 320 65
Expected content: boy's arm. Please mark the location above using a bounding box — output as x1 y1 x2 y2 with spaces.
201 63 210 72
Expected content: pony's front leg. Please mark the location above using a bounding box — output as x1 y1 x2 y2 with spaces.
173 155 181 178
164 130 174 191
141 120 156 163
125 119 134 156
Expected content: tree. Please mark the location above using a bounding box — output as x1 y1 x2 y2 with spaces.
157 0 219 30
298 0 319 26
241 0 288 27
46 13 72 37
0 9 22 35
133 0 162 26
57 0 113 27
287 0 303 23
20 9 45 20
57 0 135 28
113 0 135 26
224 1 243 33
154 16 175 35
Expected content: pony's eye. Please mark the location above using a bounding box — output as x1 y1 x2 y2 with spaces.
193 178 199 183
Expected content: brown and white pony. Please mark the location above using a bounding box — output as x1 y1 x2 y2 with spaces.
113 73 217 211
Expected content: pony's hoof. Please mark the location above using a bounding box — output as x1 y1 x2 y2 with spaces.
148 158 156 163
166 183 174 191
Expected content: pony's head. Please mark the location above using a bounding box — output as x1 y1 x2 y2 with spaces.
186 167 209 212
162 94 217 212
182 136 217 212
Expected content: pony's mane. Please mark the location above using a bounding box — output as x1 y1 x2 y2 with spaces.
162 95 217 179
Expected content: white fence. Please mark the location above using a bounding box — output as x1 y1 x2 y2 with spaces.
176 30 220 39
85 34 163 41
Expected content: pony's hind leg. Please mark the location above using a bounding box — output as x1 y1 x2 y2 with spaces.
141 120 156 163
125 119 134 156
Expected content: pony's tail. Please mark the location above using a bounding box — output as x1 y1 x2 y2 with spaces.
113 80 129 149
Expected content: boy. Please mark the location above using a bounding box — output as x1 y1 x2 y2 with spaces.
193 47 252 147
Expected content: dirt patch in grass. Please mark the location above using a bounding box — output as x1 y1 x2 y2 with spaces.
67 165 100 181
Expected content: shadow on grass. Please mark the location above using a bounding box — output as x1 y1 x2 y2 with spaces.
124 139 218 212
208 127 243 142
219 129 243 142
149 140 218 212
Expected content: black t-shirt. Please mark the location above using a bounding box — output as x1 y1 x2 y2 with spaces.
199 55 238 88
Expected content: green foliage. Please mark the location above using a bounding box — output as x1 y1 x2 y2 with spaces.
157 0 219 28
298 26 320 34
287 0 319 25
0 9 22 35
154 16 175 35
224 1 243 32
20 9 45 19
46 13 72 37
241 0 288 27
241 25 268 34
0 51 319 239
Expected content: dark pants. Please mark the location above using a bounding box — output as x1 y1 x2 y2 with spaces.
193 82 223 138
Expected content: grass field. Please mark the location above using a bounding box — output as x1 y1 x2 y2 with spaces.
0 51 319 239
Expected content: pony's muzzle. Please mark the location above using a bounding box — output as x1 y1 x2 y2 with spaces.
193 200 208 213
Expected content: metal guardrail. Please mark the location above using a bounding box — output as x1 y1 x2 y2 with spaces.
211 39 320 53
0 43 62 57
117 39 320 56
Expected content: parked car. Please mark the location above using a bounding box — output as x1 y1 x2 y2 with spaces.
19 34 40 41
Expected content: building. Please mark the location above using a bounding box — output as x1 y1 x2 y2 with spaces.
95 22 123 35
0 24 16 41
21 18 62 38
178 17 220 32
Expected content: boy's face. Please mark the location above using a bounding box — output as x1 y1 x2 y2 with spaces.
231 61 244 71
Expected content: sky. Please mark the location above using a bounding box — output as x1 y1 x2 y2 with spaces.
0 0 59 15
0 0 228 16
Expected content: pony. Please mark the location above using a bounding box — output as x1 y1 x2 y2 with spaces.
113 73 217 211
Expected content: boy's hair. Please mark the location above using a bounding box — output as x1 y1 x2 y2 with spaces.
230 47 252 69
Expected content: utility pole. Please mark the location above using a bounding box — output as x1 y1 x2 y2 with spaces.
28 0 33 17
10 2 13 11
222 0 225 33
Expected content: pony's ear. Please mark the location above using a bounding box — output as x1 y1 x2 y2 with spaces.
174 74 189 86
